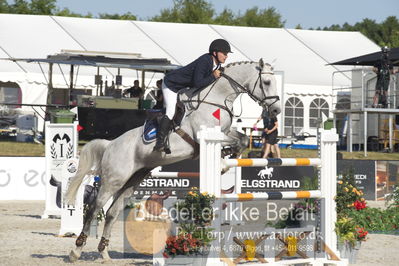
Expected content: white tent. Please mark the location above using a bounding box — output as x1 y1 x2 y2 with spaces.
0 14 380 137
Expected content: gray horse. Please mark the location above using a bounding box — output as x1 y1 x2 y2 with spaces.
65 59 281 261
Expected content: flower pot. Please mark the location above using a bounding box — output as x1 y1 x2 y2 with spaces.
338 241 361 264
165 255 208 266
348 241 361 264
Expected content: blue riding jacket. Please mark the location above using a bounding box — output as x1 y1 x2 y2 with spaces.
164 53 217 92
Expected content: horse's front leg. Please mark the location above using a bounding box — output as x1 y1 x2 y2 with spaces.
222 129 250 157
220 130 249 174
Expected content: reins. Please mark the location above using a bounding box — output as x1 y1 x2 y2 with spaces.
181 66 279 118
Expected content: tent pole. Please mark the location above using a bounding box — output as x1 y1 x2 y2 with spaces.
46 63 53 106
69 65 74 105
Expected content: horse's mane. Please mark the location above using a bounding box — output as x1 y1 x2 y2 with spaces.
225 60 272 70
225 61 255 68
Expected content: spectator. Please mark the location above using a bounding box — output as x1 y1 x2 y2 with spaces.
253 109 273 157
372 46 397 108
262 113 281 158
123 80 143 98
152 79 164 110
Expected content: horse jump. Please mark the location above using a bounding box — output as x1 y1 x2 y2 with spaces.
198 126 343 265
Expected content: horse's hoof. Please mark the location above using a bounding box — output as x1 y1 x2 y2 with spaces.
69 249 80 262
100 250 111 262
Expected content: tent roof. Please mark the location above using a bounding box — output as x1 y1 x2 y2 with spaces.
0 14 380 86
330 47 399 66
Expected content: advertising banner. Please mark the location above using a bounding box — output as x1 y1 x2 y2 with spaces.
241 166 317 193
0 157 45 200
134 159 200 198
42 121 78 218
59 158 84 236
337 160 376 200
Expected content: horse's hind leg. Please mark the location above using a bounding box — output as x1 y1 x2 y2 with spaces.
97 186 135 260
97 168 151 260
69 189 114 262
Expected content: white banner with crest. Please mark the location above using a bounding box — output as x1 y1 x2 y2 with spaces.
42 121 78 218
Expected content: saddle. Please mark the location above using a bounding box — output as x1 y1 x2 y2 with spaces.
143 99 186 138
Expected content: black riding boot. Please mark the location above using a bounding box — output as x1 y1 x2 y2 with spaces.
153 115 172 152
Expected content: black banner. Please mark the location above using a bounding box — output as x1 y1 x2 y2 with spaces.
337 160 376 200
134 159 199 198
241 166 317 193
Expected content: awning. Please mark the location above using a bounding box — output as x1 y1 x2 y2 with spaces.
3 52 181 72
330 47 399 66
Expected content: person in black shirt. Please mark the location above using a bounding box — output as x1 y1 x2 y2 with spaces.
372 47 396 108
254 109 272 157
262 114 281 158
123 80 143 98
152 79 164 110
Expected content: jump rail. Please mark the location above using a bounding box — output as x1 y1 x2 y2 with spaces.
224 158 321 167
149 171 199 178
198 125 340 266
221 190 322 201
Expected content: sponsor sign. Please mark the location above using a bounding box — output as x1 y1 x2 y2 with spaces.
135 160 200 198
43 121 78 218
241 166 317 193
337 160 376 200
59 158 84 236
0 157 46 200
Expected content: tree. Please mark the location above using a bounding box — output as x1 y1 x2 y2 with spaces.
151 0 214 24
29 0 56 15
236 7 285 28
380 16 399 47
213 8 236 25
321 17 399 48
10 0 30 14
55 7 92 18
353 19 382 45
99 12 137 20
0 0 10 13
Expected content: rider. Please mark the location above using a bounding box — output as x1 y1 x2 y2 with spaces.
153 39 233 152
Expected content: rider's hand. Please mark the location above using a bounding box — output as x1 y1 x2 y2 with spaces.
213 69 221 79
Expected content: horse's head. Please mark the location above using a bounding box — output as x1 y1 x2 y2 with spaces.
254 58 281 117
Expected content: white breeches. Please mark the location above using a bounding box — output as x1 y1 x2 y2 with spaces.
162 81 179 119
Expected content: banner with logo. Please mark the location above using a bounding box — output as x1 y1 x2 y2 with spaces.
337 160 376 200
42 121 78 218
59 158 84 236
241 166 317 193
135 160 199 198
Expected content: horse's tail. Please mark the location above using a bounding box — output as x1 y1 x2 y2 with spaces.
65 139 110 205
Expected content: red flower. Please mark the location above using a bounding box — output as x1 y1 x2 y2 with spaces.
355 226 368 241
354 200 367 210
163 252 169 258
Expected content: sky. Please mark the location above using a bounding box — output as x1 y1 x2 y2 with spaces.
55 0 399 29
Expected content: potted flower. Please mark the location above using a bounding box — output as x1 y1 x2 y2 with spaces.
335 217 367 263
336 172 367 217
163 188 215 265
